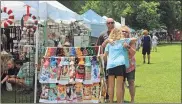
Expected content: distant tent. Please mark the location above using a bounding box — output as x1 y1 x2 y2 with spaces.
81 9 107 37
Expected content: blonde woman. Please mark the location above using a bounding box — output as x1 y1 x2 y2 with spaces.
1 59 19 91
120 26 136 103
103 28 136 103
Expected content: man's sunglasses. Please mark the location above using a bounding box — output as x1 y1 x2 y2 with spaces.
107 22 114 24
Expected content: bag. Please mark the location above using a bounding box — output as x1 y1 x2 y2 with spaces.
6 81 13 91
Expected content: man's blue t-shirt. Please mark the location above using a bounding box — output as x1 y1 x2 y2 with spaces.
142 35 151 48
105 38 131 70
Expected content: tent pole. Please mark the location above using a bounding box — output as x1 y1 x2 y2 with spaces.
34 2 39 103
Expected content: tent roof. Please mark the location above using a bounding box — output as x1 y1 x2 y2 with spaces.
81 9 106 24
1 1 37 20
23 1 83 21
1 1 83 21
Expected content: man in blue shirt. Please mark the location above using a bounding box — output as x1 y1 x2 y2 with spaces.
141 30 151 64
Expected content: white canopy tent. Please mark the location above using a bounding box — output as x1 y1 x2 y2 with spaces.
22 1 83 21
1 1 83 21
1 1 38 20
81 9 107 38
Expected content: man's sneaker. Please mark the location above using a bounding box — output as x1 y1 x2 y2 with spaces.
105 99 110 103
105 93 109 103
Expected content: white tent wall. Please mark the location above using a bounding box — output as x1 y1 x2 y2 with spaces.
74 35 90 47
89 23 107 38
79 23 107 45
81 10 108 38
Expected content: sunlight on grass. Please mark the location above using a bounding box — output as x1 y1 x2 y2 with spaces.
114 44 181 103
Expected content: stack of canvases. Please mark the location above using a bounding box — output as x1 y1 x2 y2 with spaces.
39 46 106 103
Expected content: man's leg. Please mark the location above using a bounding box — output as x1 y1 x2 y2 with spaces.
142 48 146 63
106 77 109 101
128 80 135 103
127 70 135 103
104 67 109 102
155 45 157 52
147 54 150 64
143 55 146 63
147 47 151 64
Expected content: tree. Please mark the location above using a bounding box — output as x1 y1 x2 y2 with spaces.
59 0 181 32
159 0 181 34
80 1 101 14
135 1 160 30
79 1 161 30
80 1 130 22
57 0 85 14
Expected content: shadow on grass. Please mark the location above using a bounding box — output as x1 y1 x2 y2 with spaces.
124 100 131 103
113 100 130 103
125 85 141 89
136 64 141 67
136 62 155 68
148 62 155 64
158 43 181 47
135 85 142 88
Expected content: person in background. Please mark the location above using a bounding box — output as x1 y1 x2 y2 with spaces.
1 59 19 91
8 52 35 92
170 34 173 44
15 60 24 69
95 18 115 102
52 32 59 47
120 26 136 103
135 33 140 51
152 34 158 52
47 33 56 47
141 30 152 64
64 36 71 47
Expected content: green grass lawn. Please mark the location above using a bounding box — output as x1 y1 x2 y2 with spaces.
115 44 181 103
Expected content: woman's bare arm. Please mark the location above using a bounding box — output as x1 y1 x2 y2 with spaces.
128 43 136 58
130 38 137 44
102 39 114 47
1 75 8 84
103 52 108 62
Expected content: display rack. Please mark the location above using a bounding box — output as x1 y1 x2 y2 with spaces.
38 46 107 103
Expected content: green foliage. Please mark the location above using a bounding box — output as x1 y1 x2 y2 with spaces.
79 0 161 30
80 1 100 14
58 0 181 32
58 0 85 14
159 1 181 33
136 1 160 30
